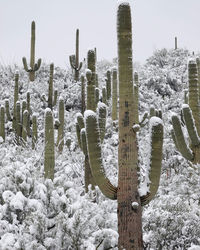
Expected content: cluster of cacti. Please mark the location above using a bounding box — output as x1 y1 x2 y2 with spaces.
171 59 200 164
22 21 41 81
69 29 82 82
84 3 164 249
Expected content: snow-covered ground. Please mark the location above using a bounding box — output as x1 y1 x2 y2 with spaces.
0 48 200 249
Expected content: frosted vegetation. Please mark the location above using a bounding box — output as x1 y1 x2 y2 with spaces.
0 48 200 249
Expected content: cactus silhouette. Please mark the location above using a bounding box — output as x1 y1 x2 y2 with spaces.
84 3 163 249
69 29 82 82
22 21 41 81
171 59 200 163
44 108 55 180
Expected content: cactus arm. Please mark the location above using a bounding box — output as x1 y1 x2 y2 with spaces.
150 105 155 117
85 110 117 200
112 68 118 121
171 114 194 161
86 69 96 111
140 117 163 206
5 100 12 121
182 104 200 146
34 58 42 71
95 88 100 105
44 108 55 180
22 57 30 72
188 60 200 135
97 102 107 143
171 129 180 151
139 111 148 127
69 55 76 69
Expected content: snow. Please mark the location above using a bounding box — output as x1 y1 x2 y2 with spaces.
182 103 189 109
0 49 200 249
149 116 163 127
84 110 97 119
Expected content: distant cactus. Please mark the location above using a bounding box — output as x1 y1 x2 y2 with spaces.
56 98 65 152
0 106 5 141
112 68 118 120
48 63 57 109
22 110 28 143
175 36 177 50
12 72 19 131
22 21 41 81
105 70 111 100
32 114 38 149
44 108 55 180
84 3 163 249
69 29 82 82
171 59 200 163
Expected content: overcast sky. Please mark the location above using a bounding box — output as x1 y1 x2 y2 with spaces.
0 0 200 68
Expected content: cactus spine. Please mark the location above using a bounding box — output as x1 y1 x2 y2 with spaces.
112 68 118 120
0 106 5 141
85 3 163 249
171 59 200 164
44 108 55 180
56 98 65 152
69 29 82 82
22 21 41 81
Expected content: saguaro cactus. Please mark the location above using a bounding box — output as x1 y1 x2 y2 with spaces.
69 29 82 82
48 63 57 109
80 74 86 114
44 108 55 180
32 114 38 149
0 106 5 141
86 69 96 111
12 72 19 131
171 59 200 164
56 97 65 153
85 3 163 249
175 36 178 50
112 68 118 120
22 21 41 81
105 70 111 100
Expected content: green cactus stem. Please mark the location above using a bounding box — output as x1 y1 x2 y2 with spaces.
26 92 31 136
22 21 41 81
105 70 111 100
69 29 82 82
56 97 65 152
12 72 19 131
102 87 107 105
86 69 96 111
16 101 22 144
44 108 55 180
48 63 57 109
97 103 107 143
5 100 12 122
112 68 118 121
95 87 100 106
80 74 86 114
84 3 163 249
0 106 5 141
171 59 200 164
22 110 28 143
32 114 38 149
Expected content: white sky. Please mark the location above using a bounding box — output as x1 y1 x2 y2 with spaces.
0 0 200 68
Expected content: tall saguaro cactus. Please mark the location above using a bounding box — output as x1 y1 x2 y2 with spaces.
69 29 82 82
85 3 163 249
22 21 41 81
44 108 55 180
171 59 200 164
